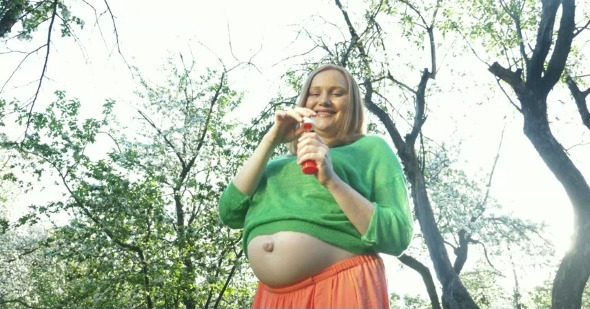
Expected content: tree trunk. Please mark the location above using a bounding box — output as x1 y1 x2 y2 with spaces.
520 100 590 309
403 150 479 309
487 0 588 305
364 74 479 309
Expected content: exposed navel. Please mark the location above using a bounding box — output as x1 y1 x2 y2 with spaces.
262 239 275 252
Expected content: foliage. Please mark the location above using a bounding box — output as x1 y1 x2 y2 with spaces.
527 277 590 309
0 0 84 40
425 144 554 263
460 265 511 308
0 57 256 308
390 292 431 309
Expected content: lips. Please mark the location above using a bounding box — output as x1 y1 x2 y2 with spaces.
315 110 336 117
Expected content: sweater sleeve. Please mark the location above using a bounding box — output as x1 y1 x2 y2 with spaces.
218 182 251 229
360 139 413 256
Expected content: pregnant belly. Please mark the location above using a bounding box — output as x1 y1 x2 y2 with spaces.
247 231 358 287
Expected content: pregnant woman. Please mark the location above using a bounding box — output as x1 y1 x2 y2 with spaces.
218 64 413 308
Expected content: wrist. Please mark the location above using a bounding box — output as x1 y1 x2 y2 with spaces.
324 175 345 191
261 132 279 149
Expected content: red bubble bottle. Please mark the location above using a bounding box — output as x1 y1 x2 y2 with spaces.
301 117 318 175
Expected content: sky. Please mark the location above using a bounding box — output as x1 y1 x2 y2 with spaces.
2 0 589 301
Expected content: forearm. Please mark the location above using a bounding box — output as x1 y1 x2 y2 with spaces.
325 177 374 235
232 134 277 196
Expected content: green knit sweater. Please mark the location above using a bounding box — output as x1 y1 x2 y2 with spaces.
218 135 413 258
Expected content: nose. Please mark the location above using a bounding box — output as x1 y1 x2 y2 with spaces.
318 92 331 106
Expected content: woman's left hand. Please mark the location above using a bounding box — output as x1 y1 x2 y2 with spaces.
296 132 339 186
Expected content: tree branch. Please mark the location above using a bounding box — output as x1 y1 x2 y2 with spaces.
0 44 45 93
406 69 429 146
387 70 417 94
473 122 506 222
195 71 226 154
363 79 406 151
213 250 244 309
541 0 575 95
334 0 361 67
398 254 442 309
24 0 58 137
489 62 526 94
471 239 504 276
0 299 46 309
573 18 590 38
499 0 529 65
494 77 523 113
526 0 561 85
138 110 186 168
565 75 590 131
102 0 130 68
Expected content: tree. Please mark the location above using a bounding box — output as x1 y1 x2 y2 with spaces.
0 55 255 308
0 0 123 134
267 0 562 307
330 1 479 306
452 0 590 307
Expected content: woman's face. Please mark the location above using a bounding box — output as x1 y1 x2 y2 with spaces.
304 69 349 138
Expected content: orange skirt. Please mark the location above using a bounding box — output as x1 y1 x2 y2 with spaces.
251 255 389 309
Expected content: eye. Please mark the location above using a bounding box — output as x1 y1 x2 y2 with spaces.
308 93 319 97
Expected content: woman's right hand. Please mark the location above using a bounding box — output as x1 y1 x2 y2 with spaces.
266 107 317 146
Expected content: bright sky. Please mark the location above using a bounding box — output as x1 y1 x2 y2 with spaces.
2 0 589 301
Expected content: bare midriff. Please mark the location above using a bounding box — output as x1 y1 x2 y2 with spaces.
247 231 359 287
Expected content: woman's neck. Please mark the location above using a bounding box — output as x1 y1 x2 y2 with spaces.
318 134 343 148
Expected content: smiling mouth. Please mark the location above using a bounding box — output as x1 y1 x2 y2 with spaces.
315 111 335 117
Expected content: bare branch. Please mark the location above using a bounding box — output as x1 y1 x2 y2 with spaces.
24 0 58 137
387 70 417 94
102 0 130 69
0 45 45 94
472 123 506 224
499 0 529 65
397 0 429 26
97 131 122 153
458 32 491 67
573 18 590 38
373 89 414 128
471 239 504 276
397 254 442 309
495 77 523 113
443 239 458 251
57 16 89 63
137 110 186 168
225 18 241 63
363 79 406 151
271 45 322 67
565 75 590 131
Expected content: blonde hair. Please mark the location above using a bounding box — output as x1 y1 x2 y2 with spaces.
288 64 365 154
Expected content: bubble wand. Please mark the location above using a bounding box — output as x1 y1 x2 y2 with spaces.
301 117 318 175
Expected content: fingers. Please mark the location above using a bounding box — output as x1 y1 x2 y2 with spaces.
296 133 326 165
278 107 316 124
270 108 317 145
